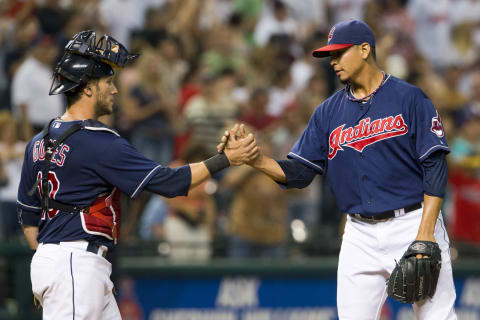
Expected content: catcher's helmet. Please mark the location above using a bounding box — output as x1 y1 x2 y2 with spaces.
49 30 138 95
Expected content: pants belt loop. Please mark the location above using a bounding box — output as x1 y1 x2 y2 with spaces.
395 208 404 217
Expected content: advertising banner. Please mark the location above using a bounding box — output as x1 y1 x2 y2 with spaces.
118 275 480 320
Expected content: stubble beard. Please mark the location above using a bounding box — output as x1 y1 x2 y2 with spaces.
93 92 113 118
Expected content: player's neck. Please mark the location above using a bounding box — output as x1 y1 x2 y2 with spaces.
349 65 384 100
61 101 96 121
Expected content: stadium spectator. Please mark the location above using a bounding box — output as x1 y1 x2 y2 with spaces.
117 47 179 240
184 69 240 154
163 144 217 260
0 111 26 241
222 135 288 259
11 34 63 137
240 87 276 132
119 47 177 165
266 67 297 117
35 0 68 36
253 0 298 47
328 0 369 24
156 35 189 97
448 105 480 245
408 0 480 68
99 0 163 49
201 25 248 77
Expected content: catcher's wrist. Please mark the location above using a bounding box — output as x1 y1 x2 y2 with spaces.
203 153 230 176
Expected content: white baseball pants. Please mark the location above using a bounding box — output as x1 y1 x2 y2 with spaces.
31 241 121 320
337 207 457 320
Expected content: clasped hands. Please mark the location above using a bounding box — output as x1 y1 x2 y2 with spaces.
217 124 259 166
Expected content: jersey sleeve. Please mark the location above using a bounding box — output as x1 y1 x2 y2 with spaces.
144 165 191 198
287 106 327 174
96 137 163 199
16 141 41 212
411 90 450 162
276 159 317 189
16 141 42 226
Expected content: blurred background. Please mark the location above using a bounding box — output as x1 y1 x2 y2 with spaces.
0 0 480 319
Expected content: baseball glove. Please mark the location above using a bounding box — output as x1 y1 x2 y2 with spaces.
387 240 442 304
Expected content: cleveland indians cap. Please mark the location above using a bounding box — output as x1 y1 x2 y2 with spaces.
312 20 376 58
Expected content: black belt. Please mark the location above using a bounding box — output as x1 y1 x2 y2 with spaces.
351 202 422 221
45 198 87 213
44 241 107 257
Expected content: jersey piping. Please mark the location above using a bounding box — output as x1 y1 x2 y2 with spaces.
80 213 114 240
418 145 450 161
288 152 324 173
83 126 120 137
131 164 163 198
17 200 42 211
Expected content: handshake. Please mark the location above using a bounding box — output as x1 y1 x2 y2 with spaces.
217 123 260 166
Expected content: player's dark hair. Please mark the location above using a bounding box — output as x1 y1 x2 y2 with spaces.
64 79 99 107
370 46 376 62
65 87 84 107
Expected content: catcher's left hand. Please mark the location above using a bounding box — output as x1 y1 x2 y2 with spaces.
387 240 442 304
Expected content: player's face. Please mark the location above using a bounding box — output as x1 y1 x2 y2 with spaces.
329 45 365 83
93 76 118 117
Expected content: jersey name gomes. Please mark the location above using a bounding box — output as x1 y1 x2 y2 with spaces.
33 139 71 167
328 114 408 159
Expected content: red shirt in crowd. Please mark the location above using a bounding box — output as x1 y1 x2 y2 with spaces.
449 169 480 245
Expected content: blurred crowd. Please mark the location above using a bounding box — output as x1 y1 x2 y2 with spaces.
0 0 480 263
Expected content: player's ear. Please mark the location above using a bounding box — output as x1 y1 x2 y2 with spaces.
359 43 371 61
82 80 96 97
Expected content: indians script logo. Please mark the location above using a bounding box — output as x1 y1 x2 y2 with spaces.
328 26 335 43
328 114 408 160
431 111 444 138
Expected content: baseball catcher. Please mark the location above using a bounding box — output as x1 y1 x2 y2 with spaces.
18 29 258 320
387 240 442 303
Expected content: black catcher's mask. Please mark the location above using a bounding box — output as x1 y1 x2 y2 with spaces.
49 30 139 95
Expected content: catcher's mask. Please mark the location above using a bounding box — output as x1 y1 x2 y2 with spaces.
49 30 138 95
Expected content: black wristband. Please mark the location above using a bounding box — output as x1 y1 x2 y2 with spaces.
203 153 230 176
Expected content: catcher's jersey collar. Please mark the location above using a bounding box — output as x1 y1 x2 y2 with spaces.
52 118 120 136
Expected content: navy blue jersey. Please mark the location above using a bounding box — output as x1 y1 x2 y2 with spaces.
16 119 173 247
288 75 449 215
